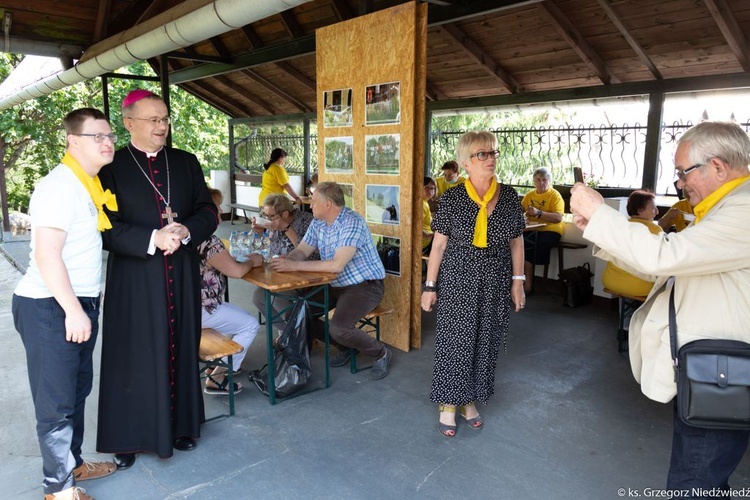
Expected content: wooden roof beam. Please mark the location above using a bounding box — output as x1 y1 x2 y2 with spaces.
596 0 662 80
93 0 111 42
280 11 304 39
425 79 447 101
180 80 252 117
239 24 316 91
106 0 163 38
440 23 521 93
539 0 620 85
214 74 276 115
331 0 354 21
240 69 312 113
704 0 750 72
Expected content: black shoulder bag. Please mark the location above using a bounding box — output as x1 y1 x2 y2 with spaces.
669 286 750 429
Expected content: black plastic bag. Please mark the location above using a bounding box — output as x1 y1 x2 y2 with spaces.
559 262 593 308
250 299 312 398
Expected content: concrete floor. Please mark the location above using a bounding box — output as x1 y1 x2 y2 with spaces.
2 222 749 499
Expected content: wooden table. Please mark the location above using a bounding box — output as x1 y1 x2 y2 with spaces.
243 265 337 404
298 196 313 213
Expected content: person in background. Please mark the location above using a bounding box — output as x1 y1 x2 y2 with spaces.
305 172 318 196
521 167 564 292
657 187 695 233
421 131 526 438
250 194 317 330
200 188 263 395
13 108 118 500
435 160 466 197
570 120 750 492
259 148 302 206
422 176 436 254
269 182 392 380
97 89 219 470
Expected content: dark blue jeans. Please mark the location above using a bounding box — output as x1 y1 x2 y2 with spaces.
12 294 100 495
667 403 750 498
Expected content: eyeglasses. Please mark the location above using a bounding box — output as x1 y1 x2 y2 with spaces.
73 133 118 143
129 116 171 125
260 211 281 220
470 150 500 161
674 163 703 182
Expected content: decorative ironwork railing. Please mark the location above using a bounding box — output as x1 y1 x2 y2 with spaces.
430 120 750 195
234 133 317 175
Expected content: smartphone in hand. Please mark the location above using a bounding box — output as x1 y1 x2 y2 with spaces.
573 167 584 184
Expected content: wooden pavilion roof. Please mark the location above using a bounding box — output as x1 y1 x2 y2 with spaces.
2 0 750 117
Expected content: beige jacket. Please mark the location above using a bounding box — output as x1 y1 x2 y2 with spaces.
585 178 750 403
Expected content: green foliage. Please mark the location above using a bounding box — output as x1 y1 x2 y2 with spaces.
0 58 230 213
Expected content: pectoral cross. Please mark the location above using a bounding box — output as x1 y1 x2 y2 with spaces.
162 205 178 224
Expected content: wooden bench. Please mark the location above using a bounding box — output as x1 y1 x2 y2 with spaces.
228 202 260 225
603 288 647 353
325 303 395 373
230 173 263 224
199 328 244 420
544 240 588 279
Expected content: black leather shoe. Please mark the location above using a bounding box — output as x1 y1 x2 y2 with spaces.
173 437 197 451
113 453 136 470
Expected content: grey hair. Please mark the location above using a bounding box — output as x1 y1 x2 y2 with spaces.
262 193 294 215
455 131 497 167
533 167 552 181
679 121 750 171
314 181 345 207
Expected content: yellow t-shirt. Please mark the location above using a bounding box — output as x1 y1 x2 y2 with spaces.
670 199 694 233
436 175 466 196
259 163 290 205
422 200 433 250
602 218 663 297
521 188 565 235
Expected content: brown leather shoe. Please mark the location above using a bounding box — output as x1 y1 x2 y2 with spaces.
43 486 94 500
72 461 116 481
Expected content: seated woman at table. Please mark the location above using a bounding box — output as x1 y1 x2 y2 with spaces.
251 194 318 329
305 172 318 196
521 167 564 292
602 190 663 328
422 176 437 254
657 195 694 233
199 188 263 395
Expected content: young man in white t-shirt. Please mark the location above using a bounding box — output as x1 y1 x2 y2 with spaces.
12 108 118 500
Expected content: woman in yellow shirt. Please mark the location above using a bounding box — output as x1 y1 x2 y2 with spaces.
422 177 437 253
435 160 466 196
602 190 663 298
258 148 302 206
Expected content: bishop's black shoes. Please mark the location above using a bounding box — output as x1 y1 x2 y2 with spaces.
113 453 136 470
173 437 197 451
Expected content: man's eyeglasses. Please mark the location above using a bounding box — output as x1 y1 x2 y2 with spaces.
73 133 118 144
130 116 171 125
470 150 500 161
260 211 281 220
674 163 703 182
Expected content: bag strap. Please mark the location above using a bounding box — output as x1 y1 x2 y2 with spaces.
668 283 679 381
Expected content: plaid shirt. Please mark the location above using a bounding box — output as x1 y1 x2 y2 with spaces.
302 207 385 287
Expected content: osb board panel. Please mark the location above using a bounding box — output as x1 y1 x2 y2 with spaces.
316 1 427 352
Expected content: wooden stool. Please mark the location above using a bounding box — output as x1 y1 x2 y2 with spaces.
326 303 394 373
199 328 244 420
544 241 588 279
603 289 646 352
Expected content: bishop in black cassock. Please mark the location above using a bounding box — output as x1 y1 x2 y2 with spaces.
96 90 218 461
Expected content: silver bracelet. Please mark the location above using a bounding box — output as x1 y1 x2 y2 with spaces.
425 280 436 287
511 275 526 281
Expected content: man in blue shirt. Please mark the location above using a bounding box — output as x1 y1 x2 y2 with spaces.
270 182 392 380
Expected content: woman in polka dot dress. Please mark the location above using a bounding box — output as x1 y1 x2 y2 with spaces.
421 131 526 438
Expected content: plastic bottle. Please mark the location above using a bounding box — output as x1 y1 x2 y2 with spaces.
260 232 271 263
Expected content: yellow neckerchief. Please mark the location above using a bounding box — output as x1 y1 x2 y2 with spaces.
692 175 750 224
61 152 118 231
464 177 498 248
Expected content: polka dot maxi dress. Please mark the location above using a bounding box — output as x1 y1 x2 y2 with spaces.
429 182 525 406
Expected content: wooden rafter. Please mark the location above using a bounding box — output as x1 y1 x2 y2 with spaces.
93 0 111 42
214 74 275 115
425 79 447 101
106 0 163 37
539 0 620 85
596 0 662 80
239 24 316 91
330 0 354 21
704 0 750 72
280 11 304 39
181 80 251 117
240 69 312 113
440 23 521 94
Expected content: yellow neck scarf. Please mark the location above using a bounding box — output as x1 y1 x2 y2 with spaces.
464 178 498 248
692 175 750 224
61 152 118 231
